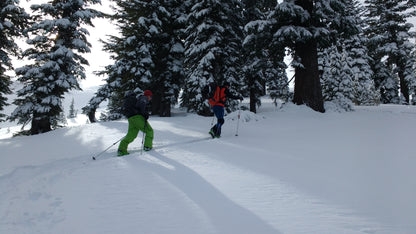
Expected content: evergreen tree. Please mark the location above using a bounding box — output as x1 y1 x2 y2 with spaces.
85 0 157 121
105 93 124 120
242 0 266 113
82 84 110 122
68 98 76 118
182 0 244 116
269 0 357 112
0 0 29 122
263 0 289 106
346 35 380 106
151 0 186 117
9 0 102 134
53 108 67 128
86 0 185 119
344 1 379 105
319 0 379 109
364 0 416 104
320 45 355 111
242 0 287 113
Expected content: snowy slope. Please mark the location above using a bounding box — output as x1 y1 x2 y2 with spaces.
1 100 416 234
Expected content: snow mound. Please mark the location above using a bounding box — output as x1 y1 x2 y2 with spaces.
226 110 264 122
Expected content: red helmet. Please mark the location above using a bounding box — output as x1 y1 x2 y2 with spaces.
143 90 153 97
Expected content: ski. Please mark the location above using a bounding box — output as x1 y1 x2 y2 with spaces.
116 148 151 157
93 136 213 160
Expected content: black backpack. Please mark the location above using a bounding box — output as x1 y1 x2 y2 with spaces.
122 93 138 117
202 82 217 100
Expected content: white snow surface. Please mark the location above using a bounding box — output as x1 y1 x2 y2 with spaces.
1 99 416 234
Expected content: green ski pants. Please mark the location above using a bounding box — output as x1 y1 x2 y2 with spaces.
118 115 153 152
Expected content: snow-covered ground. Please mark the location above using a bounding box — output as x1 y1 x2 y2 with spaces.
1 99 416 234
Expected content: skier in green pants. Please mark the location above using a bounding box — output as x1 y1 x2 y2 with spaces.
118 90 153 156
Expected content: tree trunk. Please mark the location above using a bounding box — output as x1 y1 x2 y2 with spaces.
398 71 410 103
158 100 171 117
249 88 257 113
293 40 325 113
247 72 257 113
151 94 160 116
151 93 171 117
88 109 96 123
31 115 51 135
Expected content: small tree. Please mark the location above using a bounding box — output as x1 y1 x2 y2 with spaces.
320 45 355 111
82 84 111 123
68 98 77 118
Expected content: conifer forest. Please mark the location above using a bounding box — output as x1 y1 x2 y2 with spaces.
1 0 416 135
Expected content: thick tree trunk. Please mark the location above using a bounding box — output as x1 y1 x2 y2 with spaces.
293 40 325 113
158 101 171 117
151 94 160 116
398 71 410 103
249 88 257 113
88 109 96 123
247 72 257 113
30 115 51 135
151 93 171 117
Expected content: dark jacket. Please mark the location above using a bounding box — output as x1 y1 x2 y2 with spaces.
123 94 149 118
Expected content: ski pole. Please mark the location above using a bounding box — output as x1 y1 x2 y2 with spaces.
92 137 124 160
141 121 147 155
235 101 241 136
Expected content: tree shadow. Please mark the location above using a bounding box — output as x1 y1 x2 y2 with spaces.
137 150 281 234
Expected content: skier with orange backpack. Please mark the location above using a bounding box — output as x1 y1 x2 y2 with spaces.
207 82 243 138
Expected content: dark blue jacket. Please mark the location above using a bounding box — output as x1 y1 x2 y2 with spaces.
124 94 149 118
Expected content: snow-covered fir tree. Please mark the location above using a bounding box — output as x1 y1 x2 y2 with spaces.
0 0 29 122
84 0 157 121
242 0 287 113
242 0 267 113
9 0 102 134
343 0 379 105
150 0 186 117
262 0 289 107
82 84 110 122
68 98 77 118
86 0 185 120
364 0 416 104
319 0 379 110
320 45 355 111
52 108 67 128
269 0 357 113
347 37 380 106
182 0 244 116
